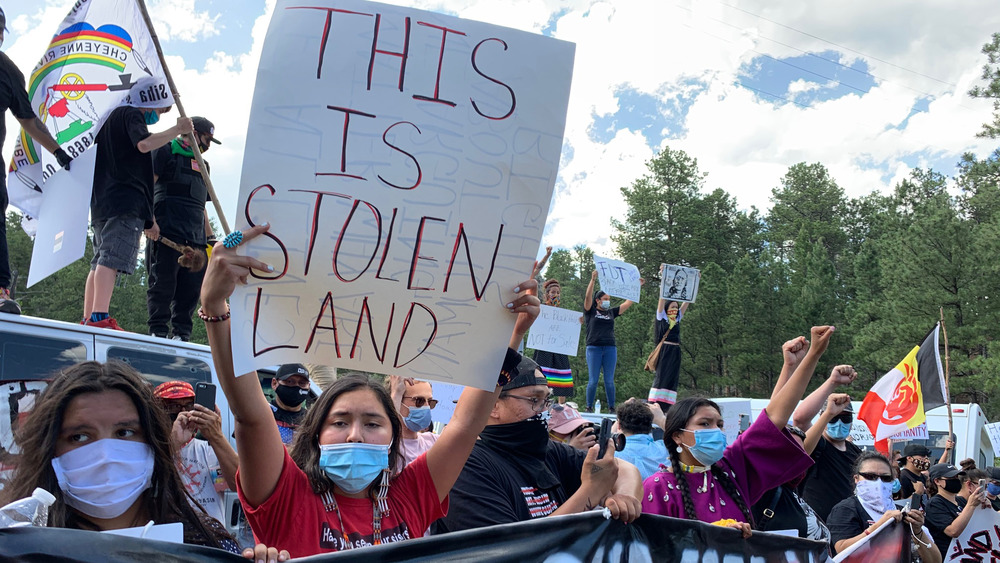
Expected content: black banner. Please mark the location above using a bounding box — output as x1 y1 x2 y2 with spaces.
0 513 830 562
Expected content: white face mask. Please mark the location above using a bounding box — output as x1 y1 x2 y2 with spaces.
855 478 894 515
51 439 154 520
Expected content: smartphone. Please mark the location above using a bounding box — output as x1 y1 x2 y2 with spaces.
194 382 216 411
980 478 988 490
597 418 614 459
910 493 924 512
739 414 750 434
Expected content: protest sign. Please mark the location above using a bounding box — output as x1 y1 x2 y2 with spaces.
985 421 1000 459
27 149 96 287
660 263 700 303
0 512 830 562
888 422 929 441
593 255 641 302
526 305 583 356
230 0 575 387
714 398 753 446
944 505 1000 560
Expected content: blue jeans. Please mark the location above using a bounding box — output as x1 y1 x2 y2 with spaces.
586 345 617 409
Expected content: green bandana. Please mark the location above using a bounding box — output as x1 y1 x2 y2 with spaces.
170 138 194 157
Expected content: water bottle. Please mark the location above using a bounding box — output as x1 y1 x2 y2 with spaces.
0 487 56 528
595 399 602 414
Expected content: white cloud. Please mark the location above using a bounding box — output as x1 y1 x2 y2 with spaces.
147 0 222 42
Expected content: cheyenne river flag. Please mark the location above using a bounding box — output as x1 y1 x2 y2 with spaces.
8 0 174 222
858 324 947 454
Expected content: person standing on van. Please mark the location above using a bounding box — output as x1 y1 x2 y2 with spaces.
146 116 219 341
0 6 73 315
271 363 310 445
582 269 641 413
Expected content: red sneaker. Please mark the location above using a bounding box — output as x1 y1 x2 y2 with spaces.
86 317 125 331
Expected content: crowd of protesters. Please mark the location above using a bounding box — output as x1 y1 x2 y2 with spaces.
4 6 1000 561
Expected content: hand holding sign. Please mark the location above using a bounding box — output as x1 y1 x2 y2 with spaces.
659 264 700 303
593 256 642 302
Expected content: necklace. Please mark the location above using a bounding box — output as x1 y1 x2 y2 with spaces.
320 470 391 550
680 462 710 473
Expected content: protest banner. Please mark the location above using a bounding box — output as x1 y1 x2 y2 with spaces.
26 149 97 287
593 255 642 302
833 517 910 562
228 0 575 388
660 263 700 303
526 304 583 356
8 0 175 223
0 512 830 562
889 422 929 441
985 421 1000 459
944 505 1000 560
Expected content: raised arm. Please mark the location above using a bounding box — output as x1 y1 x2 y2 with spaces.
792 364 857 431
769 336 808 401
584 270 597 311
137 116 193 153
765 326 834 429
425 279 540 502
532 246 552 280
803 393 850 455
201 224 287 507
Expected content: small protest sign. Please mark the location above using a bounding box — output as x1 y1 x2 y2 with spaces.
985 421 1000 459
593 256 641 302
660 264 700 303
229 0 575 388
526 305 583 356
945 506 1000 560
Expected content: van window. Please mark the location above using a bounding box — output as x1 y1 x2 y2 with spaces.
0 330 87 381
107 347 212 388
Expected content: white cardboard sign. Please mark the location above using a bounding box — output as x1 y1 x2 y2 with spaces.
659 263 700 303
526 305 583 356
27 148 97 287
947 506 1000 558
986 421 1000 459
888 422 929 441
230 0 575 388
593 255 641 302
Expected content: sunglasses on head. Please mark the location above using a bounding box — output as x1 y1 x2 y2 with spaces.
859 472 895 483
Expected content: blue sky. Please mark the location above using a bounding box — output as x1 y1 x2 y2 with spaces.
6 0 1000 257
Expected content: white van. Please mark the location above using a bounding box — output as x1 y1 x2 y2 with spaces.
0 313 319 537
713 397 993 467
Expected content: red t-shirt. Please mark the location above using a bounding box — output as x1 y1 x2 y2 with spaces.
237 448 448 558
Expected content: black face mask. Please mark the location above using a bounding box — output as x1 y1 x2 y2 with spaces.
943 478 963 494
275 383 307 408
479 413 558 489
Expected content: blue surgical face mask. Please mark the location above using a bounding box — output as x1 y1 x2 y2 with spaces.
681 428 727 466
143 109 160 125
600 300 611 309
987 482 1000 497
403 405 432 433
892 478 901 494
319 443 389 494
826 420 852 441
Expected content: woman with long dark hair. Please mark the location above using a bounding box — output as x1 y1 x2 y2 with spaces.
642 326 835 537
1 361 237 551
583 269 641 412
201 224 540 558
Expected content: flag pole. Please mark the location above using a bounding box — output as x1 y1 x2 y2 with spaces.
134 0 231 236
940 308 954 446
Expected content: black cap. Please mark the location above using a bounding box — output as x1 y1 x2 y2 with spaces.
986 467 1000 481
928 463 964 481
0 7 8 33
502 356 546 391
275 363 309 381
903 444 932 458
191 116 221 144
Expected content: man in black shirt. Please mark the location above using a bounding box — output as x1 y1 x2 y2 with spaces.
898 443 932 499
83 102 192 330
430 356 642 534
145 116 219 341
0 8 73 314
271 363 310 445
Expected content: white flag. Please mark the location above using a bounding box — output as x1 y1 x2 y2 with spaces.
7 0 174 220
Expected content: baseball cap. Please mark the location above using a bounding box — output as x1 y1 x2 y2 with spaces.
547 404 588 434
986 467 1000 481
275 363 310 381
502 355 546 391
928 463 964 481
153 380 195 400
191 116 221 144
903 444 932 458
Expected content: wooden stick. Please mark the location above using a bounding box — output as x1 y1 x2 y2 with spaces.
135 0 231 235
940 307 954 447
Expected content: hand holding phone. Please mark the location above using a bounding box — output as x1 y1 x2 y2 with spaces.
194 382 216 411
597 418 614 459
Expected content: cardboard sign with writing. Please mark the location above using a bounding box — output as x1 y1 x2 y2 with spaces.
946 506 1000 559
230 0 575 388
527 305 583 356
659 264 699 303
593 256 641 302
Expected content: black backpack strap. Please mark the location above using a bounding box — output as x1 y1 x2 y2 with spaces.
757 485 784 530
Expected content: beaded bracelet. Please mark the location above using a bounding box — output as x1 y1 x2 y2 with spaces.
198 307 231 323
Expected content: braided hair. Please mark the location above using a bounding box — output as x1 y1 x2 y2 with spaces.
664 397 752 524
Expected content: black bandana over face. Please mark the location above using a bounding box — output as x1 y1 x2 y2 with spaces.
479 413 559 489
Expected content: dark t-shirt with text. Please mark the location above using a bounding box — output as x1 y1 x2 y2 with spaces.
584 305 620 347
